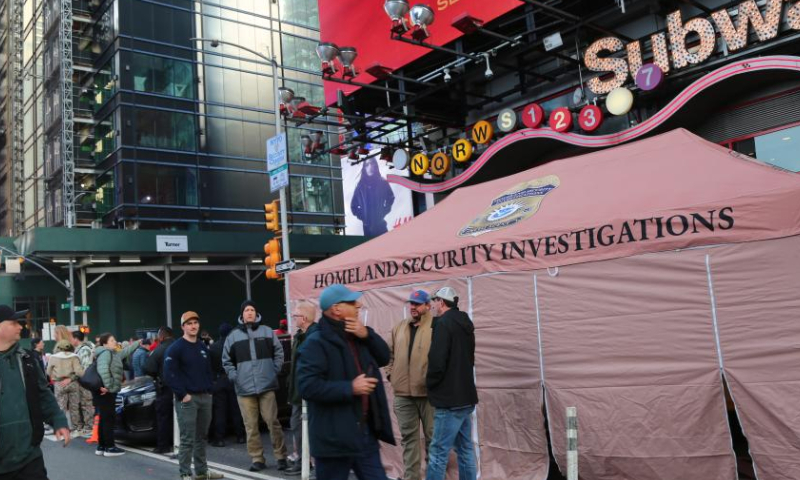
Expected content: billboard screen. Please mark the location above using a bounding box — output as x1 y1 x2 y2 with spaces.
342 154 414 236
318 0 521 105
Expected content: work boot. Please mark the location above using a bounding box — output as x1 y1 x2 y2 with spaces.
249 462 266 472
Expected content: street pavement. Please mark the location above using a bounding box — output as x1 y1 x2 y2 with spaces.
42 430 305 480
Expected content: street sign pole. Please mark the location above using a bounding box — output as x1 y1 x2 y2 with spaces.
270 54 293 333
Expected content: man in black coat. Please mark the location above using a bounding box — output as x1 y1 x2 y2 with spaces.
296 284 395 480
209 323 245 447
144 326 175 455
425 287 479 480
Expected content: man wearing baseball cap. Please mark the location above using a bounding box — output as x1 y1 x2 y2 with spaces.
386 290 435 480
0 305 70 480
296 284 395 480
425 287 478 480
164 311 223 480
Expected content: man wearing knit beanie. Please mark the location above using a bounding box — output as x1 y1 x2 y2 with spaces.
222 300 288 472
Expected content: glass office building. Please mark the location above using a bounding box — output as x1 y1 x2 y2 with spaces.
0 0 343 236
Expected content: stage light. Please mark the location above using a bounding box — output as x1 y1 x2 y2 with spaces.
301 135 312 157
316 42 340 75
443 68 452 83
384 0 410 34
338 47 358 78
409 4 434 41
311 131 326 152
483 53 494 79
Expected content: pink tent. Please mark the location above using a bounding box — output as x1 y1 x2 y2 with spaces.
289 129 800 480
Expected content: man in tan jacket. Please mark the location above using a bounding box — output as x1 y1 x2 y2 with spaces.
386 290 435 480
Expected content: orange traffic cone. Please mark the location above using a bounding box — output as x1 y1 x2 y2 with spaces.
86 415 100 444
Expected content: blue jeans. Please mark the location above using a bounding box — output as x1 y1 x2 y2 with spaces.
315 430 389 480
425 406 477 480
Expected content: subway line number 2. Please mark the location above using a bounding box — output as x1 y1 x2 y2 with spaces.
549 107 573 133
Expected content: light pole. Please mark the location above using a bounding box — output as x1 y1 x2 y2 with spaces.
190 37 292 328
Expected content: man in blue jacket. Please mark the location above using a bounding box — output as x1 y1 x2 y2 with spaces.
296 284 396 480
222 300 287 472
0 305 70 480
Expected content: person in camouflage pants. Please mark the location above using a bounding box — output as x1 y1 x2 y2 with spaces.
71 330 97 434
47 340 86 431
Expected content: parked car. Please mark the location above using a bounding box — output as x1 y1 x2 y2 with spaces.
115 335 293 443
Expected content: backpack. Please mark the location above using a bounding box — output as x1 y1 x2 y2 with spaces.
78 350 110 393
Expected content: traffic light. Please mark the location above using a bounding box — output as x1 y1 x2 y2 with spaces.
264 200 281 233
264 238 282 280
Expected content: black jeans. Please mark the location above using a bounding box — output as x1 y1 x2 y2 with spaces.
211 377 244 441
0 454 49 480
93 391 117 449
155 386 174 451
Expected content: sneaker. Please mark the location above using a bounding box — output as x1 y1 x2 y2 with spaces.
103 447 126 457
195 471 224 479
249 462 266 472
277 459 289 471
95 447 105 456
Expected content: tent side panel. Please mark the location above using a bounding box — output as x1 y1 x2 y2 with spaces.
537 250 736 480
472 273 549 480
711 235 800 479
361 280 469 480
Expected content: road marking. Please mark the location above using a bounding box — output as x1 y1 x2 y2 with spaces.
117 444 285 480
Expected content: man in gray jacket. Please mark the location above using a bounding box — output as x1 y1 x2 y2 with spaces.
222 300 288 472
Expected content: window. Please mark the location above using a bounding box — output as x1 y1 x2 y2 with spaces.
94 115 116 162
134 109 197 151
131 53 194 99
732 125 800 172
279 0 319 28
281 35 319 71
290 176 333 213
96 172 116 217
287 127 330 165
137 164 198 206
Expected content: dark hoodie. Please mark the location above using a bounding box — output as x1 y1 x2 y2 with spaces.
426 308 479 409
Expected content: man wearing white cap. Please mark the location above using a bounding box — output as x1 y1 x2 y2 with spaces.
425 287 478 480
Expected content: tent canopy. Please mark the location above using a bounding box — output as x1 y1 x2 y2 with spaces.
290 129 800 298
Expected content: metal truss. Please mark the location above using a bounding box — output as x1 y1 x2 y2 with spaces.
60 0 75 228
10 0 25 234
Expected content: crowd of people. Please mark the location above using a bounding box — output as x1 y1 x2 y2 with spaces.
0 281 479 480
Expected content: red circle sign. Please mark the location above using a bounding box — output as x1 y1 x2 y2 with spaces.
549 107 573 132
578 105 603 132
521 103 545 129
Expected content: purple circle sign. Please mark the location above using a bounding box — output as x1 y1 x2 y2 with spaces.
635 64 665 91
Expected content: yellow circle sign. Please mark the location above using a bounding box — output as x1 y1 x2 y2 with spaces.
471 120 494 144
430 152 451 176
452 139 473 163
410 153 430 175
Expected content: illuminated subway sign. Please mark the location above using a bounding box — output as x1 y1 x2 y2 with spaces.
584 0 800 94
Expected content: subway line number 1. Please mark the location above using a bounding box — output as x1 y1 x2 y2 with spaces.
522 102 544 129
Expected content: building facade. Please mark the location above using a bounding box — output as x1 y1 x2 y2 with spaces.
0 0 344 236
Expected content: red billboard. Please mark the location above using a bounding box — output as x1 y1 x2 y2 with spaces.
318 0 521 105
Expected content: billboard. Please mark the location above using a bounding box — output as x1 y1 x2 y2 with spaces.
342 154 414 236
318 0 521 105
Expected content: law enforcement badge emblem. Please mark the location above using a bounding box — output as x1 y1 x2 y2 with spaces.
458 175 560 237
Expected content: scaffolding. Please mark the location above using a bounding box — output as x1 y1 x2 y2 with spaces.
10 0 24 234
59 0 75 228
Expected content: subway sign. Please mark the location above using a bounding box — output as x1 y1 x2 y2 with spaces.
584 0 800 94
